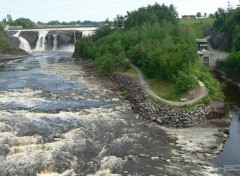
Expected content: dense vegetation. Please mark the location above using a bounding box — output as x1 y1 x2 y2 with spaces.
213 7 240 51
75 3 221 97
0 23 10 53
218 51 240 80
213 7 240 77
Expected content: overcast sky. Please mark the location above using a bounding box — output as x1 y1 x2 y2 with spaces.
0 0 239 22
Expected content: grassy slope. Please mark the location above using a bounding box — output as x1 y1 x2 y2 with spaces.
180 18 215 38
118 67 188 102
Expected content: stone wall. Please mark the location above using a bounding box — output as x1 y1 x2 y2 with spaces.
109 73 225 128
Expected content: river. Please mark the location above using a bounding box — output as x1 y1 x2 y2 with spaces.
212 84 240 176
0 51 237 176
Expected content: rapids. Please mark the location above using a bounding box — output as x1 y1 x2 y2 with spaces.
0 51 220 176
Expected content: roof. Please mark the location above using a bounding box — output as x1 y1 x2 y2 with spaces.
196 39 209 43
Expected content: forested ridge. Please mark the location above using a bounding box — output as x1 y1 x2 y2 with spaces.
74 3 221 98
213 7 240 79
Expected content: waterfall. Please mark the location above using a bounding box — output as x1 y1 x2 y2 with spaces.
53 34 58 51
13 31 31 52
74 30 76 43
35 31 48 51
82 30 95 38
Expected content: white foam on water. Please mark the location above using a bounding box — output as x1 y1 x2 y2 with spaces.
0 89 48 109
37 170 76 176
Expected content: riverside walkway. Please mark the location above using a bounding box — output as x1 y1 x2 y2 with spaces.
130 64 208 106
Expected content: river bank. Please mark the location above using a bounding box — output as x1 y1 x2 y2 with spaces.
0 51 222 175
215 69 240 91
0 52 232 175
73 57 231 175
0 48 29 61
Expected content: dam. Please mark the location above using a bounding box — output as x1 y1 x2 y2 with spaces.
7 27 97 52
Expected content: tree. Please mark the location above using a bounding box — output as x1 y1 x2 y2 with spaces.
6 14 13 23
14 18 35 28
215 8 226 19
0 22 5 31
209 13 215 18
114 15 125 28
204 13 207 18
196 12 202 17
47 20 61 25
227 1 232 12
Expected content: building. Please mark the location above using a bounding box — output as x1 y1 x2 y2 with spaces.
189 15 196 19
198 50 215 69
182 15 189 19
181 15 197 19
196 39 215 69
196 39 209 50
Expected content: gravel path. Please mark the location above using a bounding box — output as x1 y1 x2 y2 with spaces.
130 64 208 106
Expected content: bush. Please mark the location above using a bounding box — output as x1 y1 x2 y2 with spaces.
173 71 198 93
223 51 240 76
94 53 115 75
0 23 5 31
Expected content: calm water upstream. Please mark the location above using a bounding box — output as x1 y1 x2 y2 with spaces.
213 84 240 176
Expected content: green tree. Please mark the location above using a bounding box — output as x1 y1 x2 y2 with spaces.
0 22 5 31
196 12 202 17
6 14 13 23
14 18 35 28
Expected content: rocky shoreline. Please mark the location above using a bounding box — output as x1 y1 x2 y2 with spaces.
108 72 231 172
109 73 226 128
0 48 29 61
215 69 240 91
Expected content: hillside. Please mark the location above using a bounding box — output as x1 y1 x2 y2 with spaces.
74 3 222 100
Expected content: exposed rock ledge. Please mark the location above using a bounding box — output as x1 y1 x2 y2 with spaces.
0 48 29 61
109 73 226 128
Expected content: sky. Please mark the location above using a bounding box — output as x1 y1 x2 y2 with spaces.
0 0 239 22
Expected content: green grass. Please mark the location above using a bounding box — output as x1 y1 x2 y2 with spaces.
118 68 188 102
180 18 215 39
145 78 188 101
180 18 215 25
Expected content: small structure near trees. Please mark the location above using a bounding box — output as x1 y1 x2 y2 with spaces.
196 39 215 69
181 15 196 19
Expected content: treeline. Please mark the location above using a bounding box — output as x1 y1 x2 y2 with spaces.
213 7 240 51
213 7 240 77
37 20 101 26
2 14 101 28
75 3 221 96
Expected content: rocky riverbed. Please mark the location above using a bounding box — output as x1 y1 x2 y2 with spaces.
0 52 229 175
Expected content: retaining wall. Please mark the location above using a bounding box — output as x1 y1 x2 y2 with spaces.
109 73 225 128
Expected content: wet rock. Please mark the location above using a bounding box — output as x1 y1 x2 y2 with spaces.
0 144 10 155
109 73 226 128
19 31 39 49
